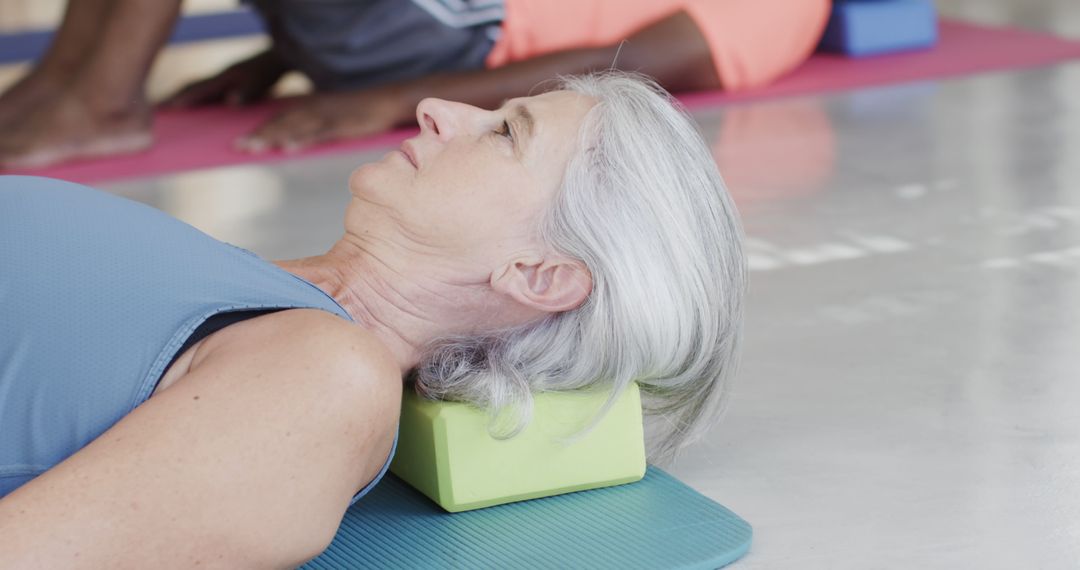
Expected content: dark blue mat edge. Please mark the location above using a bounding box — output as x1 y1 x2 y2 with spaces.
0 10 265 65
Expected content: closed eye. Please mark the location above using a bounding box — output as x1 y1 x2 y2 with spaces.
494 120 514 142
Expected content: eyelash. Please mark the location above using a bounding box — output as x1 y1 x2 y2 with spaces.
494 120 514 142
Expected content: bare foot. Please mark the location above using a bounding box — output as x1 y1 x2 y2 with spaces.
0 94 153 169
0 70 69 128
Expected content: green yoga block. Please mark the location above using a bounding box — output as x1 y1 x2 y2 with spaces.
389 383 647 512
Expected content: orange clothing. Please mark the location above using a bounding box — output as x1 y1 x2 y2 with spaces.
486 0 831 91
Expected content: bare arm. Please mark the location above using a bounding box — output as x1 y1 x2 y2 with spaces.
241 10 718 151
0 310 400 569
401 10 719 111
161 48 293 108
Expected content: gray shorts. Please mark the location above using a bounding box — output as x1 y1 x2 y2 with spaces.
248 0 503 91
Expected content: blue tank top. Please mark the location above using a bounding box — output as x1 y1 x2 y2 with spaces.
0 176 397 503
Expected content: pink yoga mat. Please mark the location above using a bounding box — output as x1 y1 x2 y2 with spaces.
10 20 1080 185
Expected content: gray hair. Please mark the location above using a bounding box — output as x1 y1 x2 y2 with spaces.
411 71 746 463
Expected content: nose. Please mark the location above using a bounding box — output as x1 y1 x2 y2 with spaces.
416 98 484 141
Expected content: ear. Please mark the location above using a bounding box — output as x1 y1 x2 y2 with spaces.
491 255 593 313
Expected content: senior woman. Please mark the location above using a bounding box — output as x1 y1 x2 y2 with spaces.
0 73 745 568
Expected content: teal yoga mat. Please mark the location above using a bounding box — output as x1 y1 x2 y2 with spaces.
302 466 752 569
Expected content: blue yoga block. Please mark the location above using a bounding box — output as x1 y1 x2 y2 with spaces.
302 466 752 569
819 0 938 57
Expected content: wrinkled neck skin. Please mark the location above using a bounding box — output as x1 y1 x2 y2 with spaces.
275 233 523 377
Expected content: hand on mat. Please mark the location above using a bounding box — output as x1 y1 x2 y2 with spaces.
161 49 288 108
235 89 409 153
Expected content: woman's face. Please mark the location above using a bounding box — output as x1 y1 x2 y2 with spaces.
347 91 595 270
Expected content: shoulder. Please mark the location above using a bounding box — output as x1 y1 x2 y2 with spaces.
187 308 402 406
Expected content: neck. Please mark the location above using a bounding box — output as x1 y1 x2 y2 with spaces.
275 235 498 375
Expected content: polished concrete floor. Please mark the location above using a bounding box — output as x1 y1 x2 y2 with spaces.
8 0 1080 568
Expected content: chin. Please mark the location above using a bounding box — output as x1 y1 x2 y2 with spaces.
349 161 386 193
349 159 409 200
348 162 372 188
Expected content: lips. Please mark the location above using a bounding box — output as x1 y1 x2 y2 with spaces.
399 140 420 169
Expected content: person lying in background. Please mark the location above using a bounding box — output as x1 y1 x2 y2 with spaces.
0 0 830 167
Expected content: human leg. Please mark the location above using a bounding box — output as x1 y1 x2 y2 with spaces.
0 0 183 168
0 0 114 126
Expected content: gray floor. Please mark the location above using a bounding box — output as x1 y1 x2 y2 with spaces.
97 2 1080 568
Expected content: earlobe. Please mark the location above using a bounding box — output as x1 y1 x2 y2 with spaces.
491 257 593 314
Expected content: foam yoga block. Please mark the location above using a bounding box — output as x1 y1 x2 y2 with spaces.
302 466 753 569
819 0 938 57
390 383 647 512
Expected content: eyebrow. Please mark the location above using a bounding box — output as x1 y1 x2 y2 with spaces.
509 104 535 147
